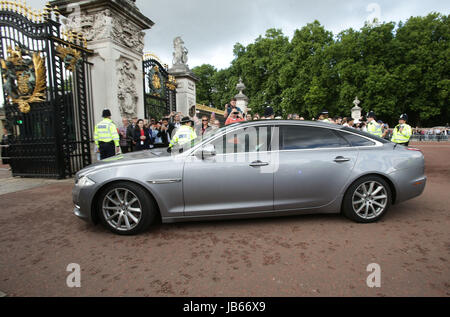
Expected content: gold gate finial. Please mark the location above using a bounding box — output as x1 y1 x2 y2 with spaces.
53 5 60 22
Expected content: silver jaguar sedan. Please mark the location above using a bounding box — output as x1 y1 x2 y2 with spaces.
73 120 427 235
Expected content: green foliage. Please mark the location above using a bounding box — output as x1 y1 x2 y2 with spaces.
191 64 217 106
194 13 449 126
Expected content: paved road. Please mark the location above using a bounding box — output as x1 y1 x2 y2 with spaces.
0 145 449 297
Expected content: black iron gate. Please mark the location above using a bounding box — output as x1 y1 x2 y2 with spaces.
0 2 93 179
143 55 176 120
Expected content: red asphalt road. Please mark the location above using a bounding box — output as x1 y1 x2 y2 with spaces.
0 143 449 297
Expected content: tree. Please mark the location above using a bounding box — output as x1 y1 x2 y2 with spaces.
192 64 217 106
193 13 449 126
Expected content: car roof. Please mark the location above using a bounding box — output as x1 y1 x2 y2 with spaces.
225 120 389 143
229 120 347 129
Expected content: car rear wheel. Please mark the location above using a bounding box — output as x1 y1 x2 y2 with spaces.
98 182 156 235
342 176 392 223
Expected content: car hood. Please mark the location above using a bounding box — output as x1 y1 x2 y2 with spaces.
77 148 173 178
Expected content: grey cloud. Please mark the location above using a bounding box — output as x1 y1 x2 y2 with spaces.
21 0 450 69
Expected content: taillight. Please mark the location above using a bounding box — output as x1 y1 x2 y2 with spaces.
406 147 422 152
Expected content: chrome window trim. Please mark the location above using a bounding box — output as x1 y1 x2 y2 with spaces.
271 145 380 154
184 122 383 157
332 129 383 148
213 150 274 157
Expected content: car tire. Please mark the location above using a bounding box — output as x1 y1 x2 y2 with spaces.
342 176 392 223
98 182 157 235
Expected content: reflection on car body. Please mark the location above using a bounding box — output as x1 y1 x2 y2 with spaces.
73 120 427 235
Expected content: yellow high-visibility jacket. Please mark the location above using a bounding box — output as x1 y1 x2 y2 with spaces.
391 124 412 144
169 125 197 148
94 118 120 147
367 121 383 137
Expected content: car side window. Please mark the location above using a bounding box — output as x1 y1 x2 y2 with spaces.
210 126 272 154
337 131 376 147
280 126 349 150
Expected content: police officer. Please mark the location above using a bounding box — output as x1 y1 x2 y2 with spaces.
168 117 197 153
391 114 412 146
366 111 383 137
318 110 331 123
94 109 121 160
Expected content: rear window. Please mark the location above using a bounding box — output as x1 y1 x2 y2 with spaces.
337 131 376 147
281 126 349 150
342 127 389 144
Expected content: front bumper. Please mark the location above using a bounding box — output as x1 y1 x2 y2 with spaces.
72 184 96 223
73 205 89 221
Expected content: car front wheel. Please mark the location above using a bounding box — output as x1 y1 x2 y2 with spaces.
98 182 156 235
342 176 392 223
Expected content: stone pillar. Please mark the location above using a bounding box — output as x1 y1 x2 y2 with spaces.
51 0 154 125
171 71 198 117
351 97 362 123
235 78 249 114
168 37 198 116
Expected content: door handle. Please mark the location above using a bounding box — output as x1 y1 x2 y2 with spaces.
334 156 351 163
250 160 269 167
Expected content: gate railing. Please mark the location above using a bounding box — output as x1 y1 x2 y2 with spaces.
0 1 93 179
142 55 177 120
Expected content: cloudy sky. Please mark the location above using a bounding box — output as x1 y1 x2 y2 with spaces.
21 0 450 70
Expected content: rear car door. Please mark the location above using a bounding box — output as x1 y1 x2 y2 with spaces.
274 125 359 210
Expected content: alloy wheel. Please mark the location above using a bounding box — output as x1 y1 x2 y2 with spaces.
352 181 388 220
102 188 143 232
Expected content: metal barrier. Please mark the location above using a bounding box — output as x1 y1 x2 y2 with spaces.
411 135 449 142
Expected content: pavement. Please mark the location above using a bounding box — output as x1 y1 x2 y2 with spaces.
0 143 449 297
0 168 72 195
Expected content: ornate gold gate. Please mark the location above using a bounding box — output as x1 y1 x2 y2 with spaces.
0 1 93 178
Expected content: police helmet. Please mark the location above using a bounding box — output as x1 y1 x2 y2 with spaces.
102 109 112 118
399 114 408 121
367 111 376 119
264 106 274 117
181 116 193 125
318 109 329 119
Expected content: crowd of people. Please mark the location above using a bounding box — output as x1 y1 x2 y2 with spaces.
114 111 222 156
412 127 449 142
1 100 448 164
92 97 449 160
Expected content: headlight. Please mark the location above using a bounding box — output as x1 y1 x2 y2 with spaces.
77 176 95 187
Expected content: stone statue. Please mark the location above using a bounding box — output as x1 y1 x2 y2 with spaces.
172 37 188 65
351 97 362 122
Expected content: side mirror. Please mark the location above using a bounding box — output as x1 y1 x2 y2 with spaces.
195 144 216 160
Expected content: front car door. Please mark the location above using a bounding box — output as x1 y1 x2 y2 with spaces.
183 124 275 216
274 124 359 210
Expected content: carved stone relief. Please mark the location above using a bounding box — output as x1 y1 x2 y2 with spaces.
64 9 145 53
117 57 139 118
